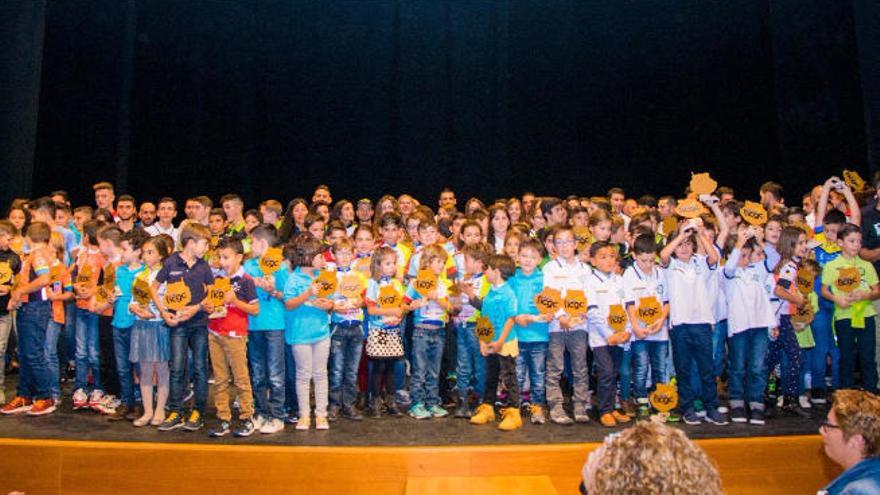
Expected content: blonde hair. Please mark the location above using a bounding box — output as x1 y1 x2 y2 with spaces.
832 389 880 457
583 422 722 495
419 244 448 270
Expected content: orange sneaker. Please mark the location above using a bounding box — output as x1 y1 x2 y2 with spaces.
599 413 617 427
27 398 57 416
611 410 632 423
1 396 33 415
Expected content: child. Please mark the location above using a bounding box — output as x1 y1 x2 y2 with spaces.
283 234 335 430
721 226 776 424
242 223 290 434
510 239 550 424
543 226 592 424
623 234 670 419
45 232 73 404
153 222 215 432
469 254 522 430
328 237 368 421
0 220 22 405
450 244 491 417
1 222 57 416
659 218 727 425
822 224 880 393
404 244 452 419
586 241 633 427
768 226 811 417
71 220 107 411
364 246 406 418
376 212 411 281
206 237 259 437
352 225 375 276
128 236 172 427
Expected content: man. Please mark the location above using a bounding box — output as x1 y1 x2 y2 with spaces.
760 181 785 211
356 198 373 228
184 196 212 225
438 188 457 210
138 201 157 228
819 389 880 494
93 182 117 219
220 193 245 239
608 187 630 230
145 197 179 246
312 184 332 205
116 195 137 232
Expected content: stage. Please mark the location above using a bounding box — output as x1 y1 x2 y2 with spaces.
0 390 840 494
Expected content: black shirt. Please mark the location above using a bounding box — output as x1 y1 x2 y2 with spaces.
0 249 22 315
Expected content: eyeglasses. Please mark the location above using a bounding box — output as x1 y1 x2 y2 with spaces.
820 420 841 432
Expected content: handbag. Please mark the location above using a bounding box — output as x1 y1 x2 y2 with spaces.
366 326 404 359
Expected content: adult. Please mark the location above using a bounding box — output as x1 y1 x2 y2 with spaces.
115 195 138 232
819 389 880 494
184 196 212 225
438 188 457 210
138 201 157 228
93 181 117 219
312 184 332 205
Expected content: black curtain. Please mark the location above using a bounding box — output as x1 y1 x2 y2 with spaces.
855 0 880 179
1 1 876 208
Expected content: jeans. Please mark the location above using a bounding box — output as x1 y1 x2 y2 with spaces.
765 315 803 397
810 307 839 394
411 327 445 407
285 343 298 415
713 319 728 378
456 322 486 398
547 330 589 410
74 308 101 392
16 302 52 400
593 345 622 415
248 330 286 420
0 313 12 402
838 317 878 393
45 320 63 399
618 348 633 401
631 340 669 399
728 328 769 409
168 325 208 414
62 301 76 366
112 326 134 406
670 323 718 413
292 337 331 418
516 341 548 405
329 323 364 410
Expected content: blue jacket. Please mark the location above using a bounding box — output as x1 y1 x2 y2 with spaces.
822 457 880 495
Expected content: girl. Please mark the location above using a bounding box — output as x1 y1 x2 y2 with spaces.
7 206 28 254
372 195 398 227
278 198 309 243
768 226 811 417
128 236 172 427
364 246 406 418
588 209 613 244
487 205 511 254
352 225 375 276
304 212 326 241
503 231 523 260
506 198 523 225
244 209 263 236
330 200 356 236
283 234 335 430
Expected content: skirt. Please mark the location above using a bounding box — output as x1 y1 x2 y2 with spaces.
129 319 170 363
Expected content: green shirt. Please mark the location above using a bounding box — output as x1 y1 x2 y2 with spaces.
822 255 879 322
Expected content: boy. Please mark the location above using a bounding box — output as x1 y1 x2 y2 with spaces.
543 226 592 424
94 224 125 414
242 224 289 433
821 224 880 393
0 221 21 405
153 222 215 432
586 241 633 427
0 222 56 415
206 237 259 437
469 254 522 430
509 238 550 424
328 237 368 421
451 244 491 417
71 220 107 411
221 193 246 240
145 197 179 246
106 228 148 420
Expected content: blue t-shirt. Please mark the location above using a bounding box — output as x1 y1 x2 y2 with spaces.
243 257 289 331
481 282 518 344
508 268 549 342
823 457 880 495
283 267 331 345
111 262 146 329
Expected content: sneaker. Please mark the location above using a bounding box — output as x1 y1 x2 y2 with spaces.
315 416 329 430
234 418 256 437
665 411 681 423
550 405 574 425
259 418 284 434
705 408 729 426
88 389 105 409
107 404 132 421
94 395 120 415
408 403 431 420
718 405 729 414
530 404 546 425
158 412 184 431
72 388 89 410
386 401 404 417
574 409 590 423
184 410 204 431
327 405 340 422
682 410 702 425
396 390 411 408
781 396 811 419
252 415 266 432
454 399 471 418
341 406 364 421
0 396 33 415
295 416 311 431
26 399 56 416
749 408 766 425
695 409 707 418
599 413 617 427
285 413 299 425
798 394 812 409
209 420 231 437
622 400 636 417
730 407 747 423
428 405 449 418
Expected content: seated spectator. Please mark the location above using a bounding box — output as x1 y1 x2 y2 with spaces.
820 389 880 495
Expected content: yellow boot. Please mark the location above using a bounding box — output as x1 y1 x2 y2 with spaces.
469 403 496 425
498 407 523 431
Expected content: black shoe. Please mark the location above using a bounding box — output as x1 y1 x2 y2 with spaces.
209 420 231 437
234 418 255 437
454 399 471 418
386 401 403 417
328 405 340 422
341 406 364 421
183 409 205 431
730 407 747 423
781 396 811 419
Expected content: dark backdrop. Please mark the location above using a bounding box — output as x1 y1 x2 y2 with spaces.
2 1 879 209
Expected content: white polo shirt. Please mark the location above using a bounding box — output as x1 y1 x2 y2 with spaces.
585 269 628 349
665 253 716 327
542 256 591 333
622 264 669 342
722 248 777 335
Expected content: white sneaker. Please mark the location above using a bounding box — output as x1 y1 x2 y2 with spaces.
252 415 266 431
260 418 285 434
718 405 729 414
95 394 120 414
799 395 812 409
88 389 105 408
73 388 89 410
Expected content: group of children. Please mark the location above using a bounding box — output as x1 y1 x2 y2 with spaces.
0 174 876 435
